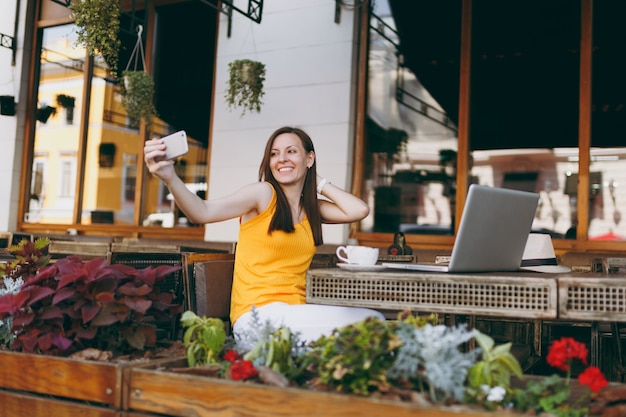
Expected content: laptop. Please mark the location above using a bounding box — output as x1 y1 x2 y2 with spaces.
382 184 540 273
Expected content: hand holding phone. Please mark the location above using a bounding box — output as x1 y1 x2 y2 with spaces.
162 130 189 160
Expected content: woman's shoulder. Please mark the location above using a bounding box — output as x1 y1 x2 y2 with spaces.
239 181 274 194
240 181 274 211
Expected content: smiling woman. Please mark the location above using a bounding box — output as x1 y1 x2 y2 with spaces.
144 126 383 345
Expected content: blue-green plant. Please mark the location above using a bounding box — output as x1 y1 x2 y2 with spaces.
388 323 479 402
234 308 303 376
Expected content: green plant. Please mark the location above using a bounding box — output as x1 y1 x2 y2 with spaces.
0 255 183 356
121 70 157 127
69 0 121 73
300 316 401 396
180 310 227 367
464 331 524 409
225 59 266 115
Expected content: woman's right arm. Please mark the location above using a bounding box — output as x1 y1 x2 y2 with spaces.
144 139 271 224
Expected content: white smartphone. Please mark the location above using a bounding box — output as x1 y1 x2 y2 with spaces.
162 130 189 160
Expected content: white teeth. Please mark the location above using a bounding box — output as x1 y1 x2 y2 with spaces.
278 167 294 172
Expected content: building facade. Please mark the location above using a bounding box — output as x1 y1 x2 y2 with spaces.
1 0 625 254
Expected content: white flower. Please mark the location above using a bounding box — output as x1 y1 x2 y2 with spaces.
486 386 506 402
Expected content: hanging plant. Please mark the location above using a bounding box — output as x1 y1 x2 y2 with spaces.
69 0 121 73
120 25 156 127
121 70 156 127
225 59 266 115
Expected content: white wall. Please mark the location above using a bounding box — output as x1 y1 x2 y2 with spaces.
0 0 25 232
205 0 359 244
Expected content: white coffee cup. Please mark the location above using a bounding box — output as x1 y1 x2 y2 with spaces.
336 245 379 266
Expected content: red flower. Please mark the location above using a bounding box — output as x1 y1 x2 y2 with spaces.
223 349 239 363
229 359 258 381
546 337 588 372
578 366 608 393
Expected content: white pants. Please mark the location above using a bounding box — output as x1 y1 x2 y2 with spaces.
233 302 386 346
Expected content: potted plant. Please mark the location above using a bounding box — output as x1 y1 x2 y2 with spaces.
69 0 121 73
120 25 156 127
225 59 266 115
121 70 157 127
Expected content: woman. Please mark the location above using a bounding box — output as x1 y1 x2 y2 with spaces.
144 126 385 343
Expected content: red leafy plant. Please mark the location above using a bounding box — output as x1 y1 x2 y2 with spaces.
0 254 183 356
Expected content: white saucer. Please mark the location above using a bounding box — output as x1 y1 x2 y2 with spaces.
337 264 387 272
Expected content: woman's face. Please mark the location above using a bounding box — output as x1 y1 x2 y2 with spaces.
270 132 314 187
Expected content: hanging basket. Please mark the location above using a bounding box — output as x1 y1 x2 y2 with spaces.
225 59 266 116
121 71 156 126
120 25 156 127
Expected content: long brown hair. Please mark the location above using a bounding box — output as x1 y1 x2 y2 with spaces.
258 126 323 246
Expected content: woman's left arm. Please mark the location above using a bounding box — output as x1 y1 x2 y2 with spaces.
317 176 370 223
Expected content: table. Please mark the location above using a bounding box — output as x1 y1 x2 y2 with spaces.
558 274 626 377
306 268 626 377
306 268 558 319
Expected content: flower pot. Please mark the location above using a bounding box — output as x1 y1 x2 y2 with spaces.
240 61 255 83
36 105 56 123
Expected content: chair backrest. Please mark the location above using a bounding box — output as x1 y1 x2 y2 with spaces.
186 253 235 324
10 232 33 246
108 251 188 339
48 240 111 260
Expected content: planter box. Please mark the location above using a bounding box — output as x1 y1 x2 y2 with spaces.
0 350 177 409
0 350 128 407
128 359 496 417
0 390 118 417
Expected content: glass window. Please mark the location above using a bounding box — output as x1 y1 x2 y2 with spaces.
361 0 461 235
588 1 626 241
25 24 85 225
468 0 581 239
140 1 214 229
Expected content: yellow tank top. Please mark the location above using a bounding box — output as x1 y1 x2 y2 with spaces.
230 185 316 325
